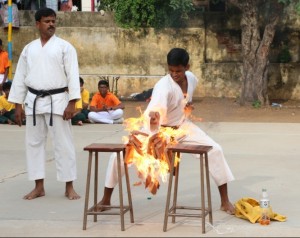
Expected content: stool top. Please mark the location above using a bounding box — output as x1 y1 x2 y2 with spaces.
167 144 212 154
84 143 126 152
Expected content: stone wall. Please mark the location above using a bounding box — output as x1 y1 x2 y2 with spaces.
0 10 299 101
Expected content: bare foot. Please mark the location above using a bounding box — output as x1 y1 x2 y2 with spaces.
220 201 235 215
95 200 111 212
77 121 83 126
65 190 81 200
65 182 80 200
23 188 45 200
8 119 15 125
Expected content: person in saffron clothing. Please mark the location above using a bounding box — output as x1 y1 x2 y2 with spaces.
8 8 81 200
96 48 235 215
0 39 10 92
88 79 125 124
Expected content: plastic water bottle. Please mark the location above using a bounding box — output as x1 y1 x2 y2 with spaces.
260 188 271 225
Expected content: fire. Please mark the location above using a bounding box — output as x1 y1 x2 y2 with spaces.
122 107 187 195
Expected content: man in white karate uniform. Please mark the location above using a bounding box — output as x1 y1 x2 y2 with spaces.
97 48 235 214
8 8 81 200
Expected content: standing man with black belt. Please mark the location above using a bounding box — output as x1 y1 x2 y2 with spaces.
8 8 81 200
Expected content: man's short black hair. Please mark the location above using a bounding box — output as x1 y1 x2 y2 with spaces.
98 80 109 88
80 77 84 85
167 48 190 67
35 8 56 22
2 81 12 91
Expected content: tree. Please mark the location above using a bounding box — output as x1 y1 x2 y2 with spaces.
99 0 300 106
228 0 299 106
98 0 194 28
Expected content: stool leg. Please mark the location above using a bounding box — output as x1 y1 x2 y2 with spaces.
123 149 134 223
163 150 175 232
93 152 98 222
83 152 93 230
200 153 205 234
172 153 180 223
116 152 125 231
205 152 213 224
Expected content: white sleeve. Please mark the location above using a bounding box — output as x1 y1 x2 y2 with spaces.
8 47 28 104
143 78 169 130
63 42 80 101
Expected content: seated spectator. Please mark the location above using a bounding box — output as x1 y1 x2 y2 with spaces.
80 76 90 121
0 38 10 92
88 80 125 124
71 97 85 126
71 77 90 126
0 81 22 124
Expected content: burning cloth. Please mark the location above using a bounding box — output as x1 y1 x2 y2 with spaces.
123 124 187 195
104 71 234 195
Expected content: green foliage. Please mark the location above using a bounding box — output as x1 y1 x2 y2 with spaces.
98 0 194 28
210 0 224 4
296 1 300 14
278 45 292 63
252 100 261 108
278 0 300 14
170 0 194 20
98 0 300 29
278 0 290 3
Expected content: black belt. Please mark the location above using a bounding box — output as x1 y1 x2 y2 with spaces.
28 87 68 126
161 125 180 130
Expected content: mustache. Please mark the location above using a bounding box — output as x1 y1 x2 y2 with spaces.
48 26 55 30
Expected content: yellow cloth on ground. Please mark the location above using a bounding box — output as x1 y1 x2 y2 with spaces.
235 197 287 224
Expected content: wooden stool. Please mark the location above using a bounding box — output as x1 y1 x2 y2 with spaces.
82 143 134 231
163 144 213 234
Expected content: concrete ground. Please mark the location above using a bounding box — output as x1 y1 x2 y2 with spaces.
1 120 299 237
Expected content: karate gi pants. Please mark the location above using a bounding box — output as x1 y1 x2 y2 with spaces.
88 109 123 124
104 120 234 188
25 114 77 182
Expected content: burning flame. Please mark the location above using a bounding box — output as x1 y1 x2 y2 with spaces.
122 106 187 195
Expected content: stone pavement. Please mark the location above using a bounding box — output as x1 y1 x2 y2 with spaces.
1 121 300 237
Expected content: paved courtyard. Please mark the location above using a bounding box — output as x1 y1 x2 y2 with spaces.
1 120 299 237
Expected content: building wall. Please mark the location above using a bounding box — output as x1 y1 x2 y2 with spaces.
0 10 299 101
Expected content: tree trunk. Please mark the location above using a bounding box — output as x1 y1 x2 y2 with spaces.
230 0 282 106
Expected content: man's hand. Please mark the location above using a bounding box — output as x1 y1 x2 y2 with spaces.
63 100 76 120
184 102 194 117
14 104 25 127
148 111 160 132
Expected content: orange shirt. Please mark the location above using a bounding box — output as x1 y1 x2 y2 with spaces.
0 50 9 74
90 92 121 109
